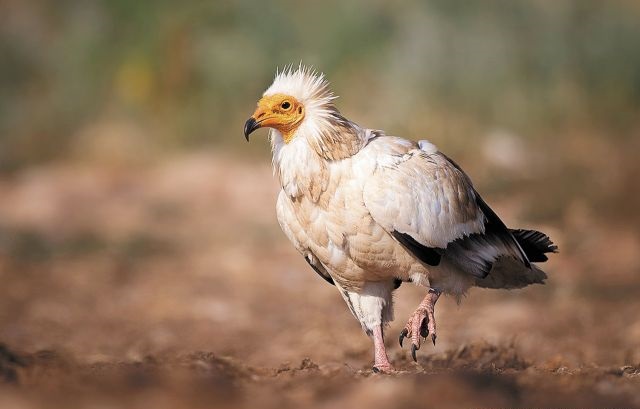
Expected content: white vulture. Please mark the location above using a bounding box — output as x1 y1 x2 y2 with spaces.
244 66 557 373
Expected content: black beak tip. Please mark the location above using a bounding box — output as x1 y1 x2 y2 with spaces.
244 118 259 141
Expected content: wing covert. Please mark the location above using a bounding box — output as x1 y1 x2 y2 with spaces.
363 145 486 252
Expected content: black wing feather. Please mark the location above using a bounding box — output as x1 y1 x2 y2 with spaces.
392 231 442 266
474 193 531 268
304 255 334 285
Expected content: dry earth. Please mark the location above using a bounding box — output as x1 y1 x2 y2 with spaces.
0 152 639 408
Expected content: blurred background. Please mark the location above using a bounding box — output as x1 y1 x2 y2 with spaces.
1 1 639 408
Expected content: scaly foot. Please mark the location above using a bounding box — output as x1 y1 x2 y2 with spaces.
372 325 395 373
399 288 441 362
372 363 395 374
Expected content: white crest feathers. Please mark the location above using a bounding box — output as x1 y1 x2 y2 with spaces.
264 64 337 116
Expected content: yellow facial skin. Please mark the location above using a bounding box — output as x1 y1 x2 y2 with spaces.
249 94 305 143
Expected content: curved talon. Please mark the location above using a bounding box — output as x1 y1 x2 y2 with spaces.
399 328 408 348
372 366 380 373
432 334 437 346
411 344 418 362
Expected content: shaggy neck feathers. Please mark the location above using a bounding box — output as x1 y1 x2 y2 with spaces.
265 66 367 198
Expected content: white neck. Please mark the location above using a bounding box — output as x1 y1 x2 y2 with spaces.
270 129 327 201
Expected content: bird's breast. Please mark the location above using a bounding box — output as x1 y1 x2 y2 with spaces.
289 182 417 287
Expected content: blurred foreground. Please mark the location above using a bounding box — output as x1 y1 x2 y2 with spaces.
0 152 639 408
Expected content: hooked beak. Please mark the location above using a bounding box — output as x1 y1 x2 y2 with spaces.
243 117 261 141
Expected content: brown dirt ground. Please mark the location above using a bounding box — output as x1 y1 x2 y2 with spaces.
1 152 639 408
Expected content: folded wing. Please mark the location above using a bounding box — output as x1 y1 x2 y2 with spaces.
363 140 532 280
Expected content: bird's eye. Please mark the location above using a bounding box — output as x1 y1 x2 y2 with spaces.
281 101 291 110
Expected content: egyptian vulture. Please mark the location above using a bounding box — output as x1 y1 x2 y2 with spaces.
244 66 557 373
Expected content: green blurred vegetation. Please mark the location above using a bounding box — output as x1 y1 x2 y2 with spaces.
0 0 639 172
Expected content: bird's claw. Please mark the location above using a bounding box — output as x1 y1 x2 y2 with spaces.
399 328 408 348
400 303 438 362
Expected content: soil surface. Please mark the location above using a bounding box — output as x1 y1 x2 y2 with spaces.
1 153 639 408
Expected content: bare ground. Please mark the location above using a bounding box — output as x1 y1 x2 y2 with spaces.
0 152 639 408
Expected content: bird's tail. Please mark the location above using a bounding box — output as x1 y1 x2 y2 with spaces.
510 229 558 263
474 229 557 290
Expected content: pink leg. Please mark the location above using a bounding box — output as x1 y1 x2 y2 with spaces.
372 325 394 373
399 288 441 362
